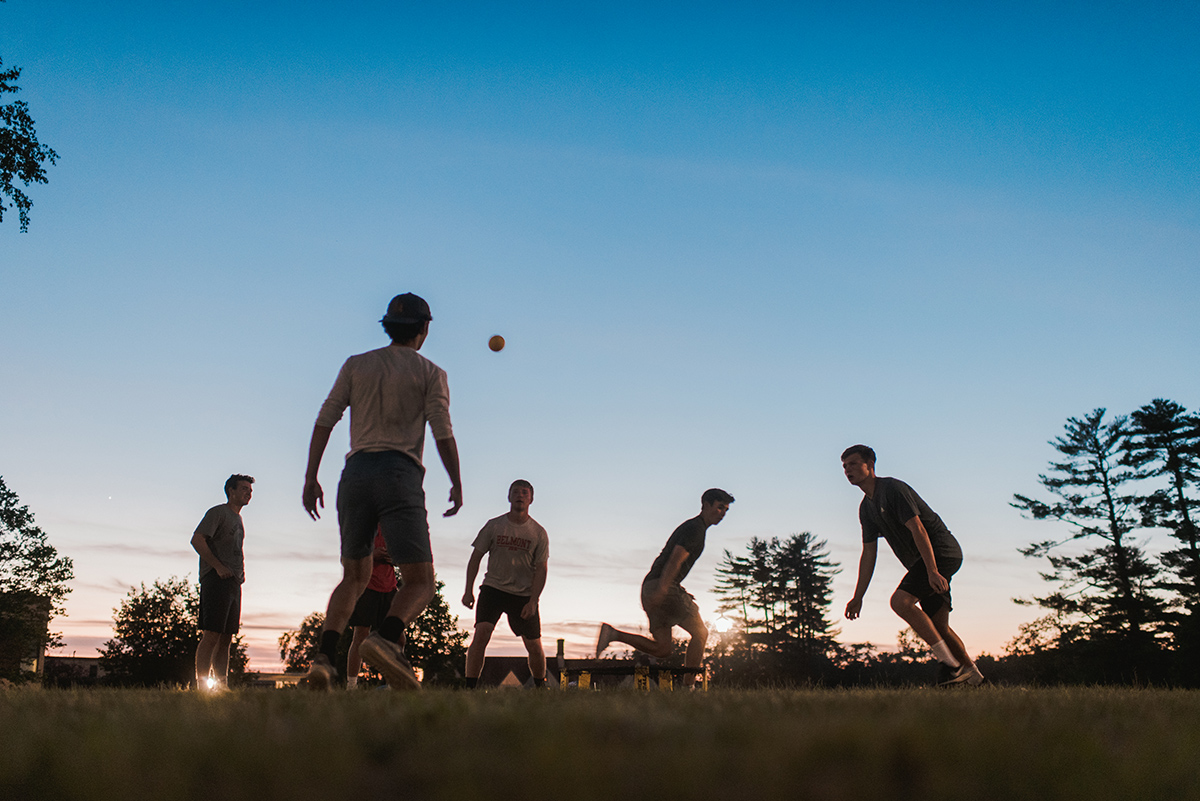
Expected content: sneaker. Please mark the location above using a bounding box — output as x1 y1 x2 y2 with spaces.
967 665 986 686
306 653 337 691
596 623 616 656
936 663 974 687
360 633 421 691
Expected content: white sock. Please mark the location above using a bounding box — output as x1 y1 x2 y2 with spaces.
930 640 960 668
346 676 358 689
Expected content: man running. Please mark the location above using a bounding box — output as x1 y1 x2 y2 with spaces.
302 292 463 690
596 488 734 685
462 479 549 688
841 444 983 686
192 474 254 690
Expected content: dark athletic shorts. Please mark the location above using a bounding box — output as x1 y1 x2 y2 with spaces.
641 577 700 632
337 450 432 565
348 587 397 630
475 585 541 639
199 572 241 635
897 556 962 616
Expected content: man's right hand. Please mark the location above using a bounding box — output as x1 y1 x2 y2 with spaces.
845 597 863 620
303 478 324 520
443 484 463 517
462 590 475 609
215 565 234 580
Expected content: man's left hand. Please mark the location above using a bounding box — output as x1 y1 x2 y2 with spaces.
521 598 538 619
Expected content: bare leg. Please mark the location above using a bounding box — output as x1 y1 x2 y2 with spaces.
677 613 709 687
387 562 437 628
930 606 975 669
195 630 223 687
523 636 546 682
323 556 373 635
890 589 941 646
600 624 673 659
212 633 233 685
347 626 371 681
465 622 495 679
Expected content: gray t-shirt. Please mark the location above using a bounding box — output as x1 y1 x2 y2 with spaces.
195 504 246 583
859 477 961 569
645 515 707 585
314 344 453 468
473 515 549 597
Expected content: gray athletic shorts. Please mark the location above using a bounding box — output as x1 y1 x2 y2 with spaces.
336 451 432 564
641 577 699 632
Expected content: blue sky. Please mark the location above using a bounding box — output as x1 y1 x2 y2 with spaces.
2 1 1197 669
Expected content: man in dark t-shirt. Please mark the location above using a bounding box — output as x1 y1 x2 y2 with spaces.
841 445 983 686
596 488 734 685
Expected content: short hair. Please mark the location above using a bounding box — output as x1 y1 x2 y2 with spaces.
224 474 255 498
841 445 876 465
510 479 534 494
701 488 734 506
382 319 427 344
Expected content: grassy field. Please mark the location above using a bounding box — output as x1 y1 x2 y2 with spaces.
2 686 1199 800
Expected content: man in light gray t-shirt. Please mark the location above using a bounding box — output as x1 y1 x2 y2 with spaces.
462 479 549 688
191 474 253 690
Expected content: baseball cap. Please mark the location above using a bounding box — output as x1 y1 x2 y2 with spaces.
381 293 433 324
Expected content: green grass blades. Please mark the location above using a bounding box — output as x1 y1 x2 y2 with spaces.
2 687 1198 800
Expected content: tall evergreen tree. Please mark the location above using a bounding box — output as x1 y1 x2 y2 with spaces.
1012 409 1169 660
1127 398 1200 670
712 533 839 682
1127 400 1200 602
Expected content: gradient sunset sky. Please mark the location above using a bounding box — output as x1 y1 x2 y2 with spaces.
2 1 1197 669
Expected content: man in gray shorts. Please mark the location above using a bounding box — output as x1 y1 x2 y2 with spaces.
596 488 733 685
302 293 463 690
192 473 253 690
462 479 550 688
841 444 983 686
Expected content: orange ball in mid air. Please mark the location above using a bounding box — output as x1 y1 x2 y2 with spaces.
488 335 505 352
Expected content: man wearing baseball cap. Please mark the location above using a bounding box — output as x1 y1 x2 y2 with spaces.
302 292 463 690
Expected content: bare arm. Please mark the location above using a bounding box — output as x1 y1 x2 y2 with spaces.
521 561 548 619
462 547 485 608
191 531 232 579
302 424 334 520
435 436 463 517
905 515 948 593
650 545 690 605
845 540 878 619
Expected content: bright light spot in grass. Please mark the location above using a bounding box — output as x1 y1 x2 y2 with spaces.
205 677 216 690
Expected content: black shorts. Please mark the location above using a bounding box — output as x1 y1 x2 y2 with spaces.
337 450 432 565
641 577 701 631
199 572 241 635
349 587 397 630
897 556 962 616
475 585 540 639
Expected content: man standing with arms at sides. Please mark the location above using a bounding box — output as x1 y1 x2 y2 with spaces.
302 292 463 691
192 474 254 691
596 488 734 687
462 480 549 689
841 444 983 686
346 529 396 689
